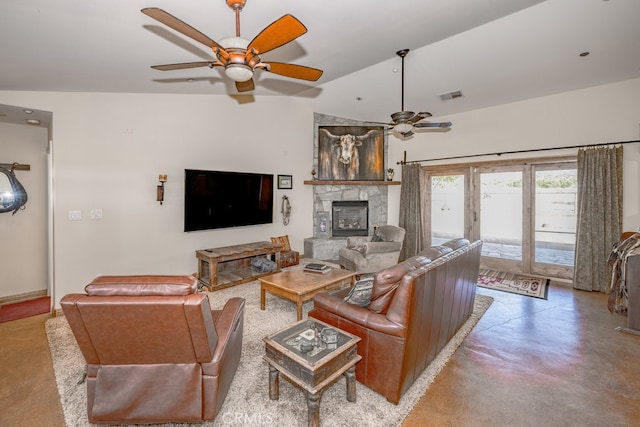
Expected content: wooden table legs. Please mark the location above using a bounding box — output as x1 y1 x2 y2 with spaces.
345 365 356 402
267 364 356 427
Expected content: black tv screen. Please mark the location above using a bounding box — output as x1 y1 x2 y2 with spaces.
184 169 273 231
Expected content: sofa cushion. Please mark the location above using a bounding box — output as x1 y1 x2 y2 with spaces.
441 238 470 250
85 275 197 296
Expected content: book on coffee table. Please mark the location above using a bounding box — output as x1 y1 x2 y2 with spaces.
303 263 331 274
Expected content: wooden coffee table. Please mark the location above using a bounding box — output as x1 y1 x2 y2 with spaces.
264 318 361 427
259 266 355 321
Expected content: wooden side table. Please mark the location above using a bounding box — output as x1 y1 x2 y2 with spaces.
263 318 361 427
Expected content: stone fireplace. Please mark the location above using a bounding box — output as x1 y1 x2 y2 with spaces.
303 113 396 261
304 184 389 260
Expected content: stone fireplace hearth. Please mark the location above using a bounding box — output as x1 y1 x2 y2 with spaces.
304 183 389 261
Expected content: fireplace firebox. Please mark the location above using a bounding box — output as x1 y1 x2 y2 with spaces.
332 201 368 237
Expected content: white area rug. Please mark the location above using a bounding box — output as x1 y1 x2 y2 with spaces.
46 281 492 426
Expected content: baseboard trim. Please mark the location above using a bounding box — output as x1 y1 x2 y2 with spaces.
0 289 48 305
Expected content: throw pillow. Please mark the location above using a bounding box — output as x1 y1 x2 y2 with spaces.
371 231 385 242
344 278 374 307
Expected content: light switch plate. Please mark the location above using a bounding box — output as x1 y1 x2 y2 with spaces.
69 210 82 221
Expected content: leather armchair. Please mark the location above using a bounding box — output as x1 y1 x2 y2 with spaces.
60 275 245 424
338 225 406 274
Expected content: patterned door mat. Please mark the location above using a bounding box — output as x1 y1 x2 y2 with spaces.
478 269 549 299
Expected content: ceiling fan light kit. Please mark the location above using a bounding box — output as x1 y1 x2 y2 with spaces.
393 122 413 134
141 0 323 92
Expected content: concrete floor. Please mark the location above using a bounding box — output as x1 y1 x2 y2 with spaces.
1 282 639 426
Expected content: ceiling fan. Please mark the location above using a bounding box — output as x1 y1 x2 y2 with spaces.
141 0 323 92
372 49 452 138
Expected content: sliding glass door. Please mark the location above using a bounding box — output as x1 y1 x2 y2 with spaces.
476 166 525 272
532 163 577 278
424 158 576 279
428 170 468 246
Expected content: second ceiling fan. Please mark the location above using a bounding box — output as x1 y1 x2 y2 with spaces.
142 0 323 92
372 49 452 138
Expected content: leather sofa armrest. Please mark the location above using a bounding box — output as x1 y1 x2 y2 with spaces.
363 241 402 255
60 294 101 364
210 297 245 364
313 291 405 338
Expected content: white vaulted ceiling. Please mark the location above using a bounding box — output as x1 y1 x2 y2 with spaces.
1 0 639 124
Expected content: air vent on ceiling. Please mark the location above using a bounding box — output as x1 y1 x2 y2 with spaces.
439 90 464 101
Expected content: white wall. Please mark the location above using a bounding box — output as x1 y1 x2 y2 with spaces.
0 122 49 298
1 77 639 307
384 77 640 230
0 92 317 306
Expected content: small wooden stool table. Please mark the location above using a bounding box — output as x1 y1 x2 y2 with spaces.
263 318 361 427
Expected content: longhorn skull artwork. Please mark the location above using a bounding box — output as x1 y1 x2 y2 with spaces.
317 126 385 181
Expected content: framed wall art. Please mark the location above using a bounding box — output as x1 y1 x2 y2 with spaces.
277 174 293 189
317 126 385 181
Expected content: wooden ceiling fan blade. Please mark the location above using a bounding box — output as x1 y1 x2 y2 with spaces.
141 8 220 50
247 14 307 54
236 79 255 92
264 62 323 81
151 62 214 71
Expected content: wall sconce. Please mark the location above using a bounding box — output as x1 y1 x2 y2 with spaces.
157 174 167 205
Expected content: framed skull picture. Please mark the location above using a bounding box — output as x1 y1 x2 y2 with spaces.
317 126 385 181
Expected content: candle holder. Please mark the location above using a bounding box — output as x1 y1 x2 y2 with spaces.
386 168 395 181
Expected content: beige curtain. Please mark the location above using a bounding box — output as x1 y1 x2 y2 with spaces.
399 163 424 260
573 145 623 292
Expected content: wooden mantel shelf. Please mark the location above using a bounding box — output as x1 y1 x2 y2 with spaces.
304 180 400 186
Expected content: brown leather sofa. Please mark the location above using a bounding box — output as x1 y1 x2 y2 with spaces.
60 275 245 424
309 238 482 404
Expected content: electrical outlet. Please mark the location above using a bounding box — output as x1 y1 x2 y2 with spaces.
90 209 103 220
68 210 82 221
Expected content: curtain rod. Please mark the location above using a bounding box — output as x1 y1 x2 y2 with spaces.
397 140 640 165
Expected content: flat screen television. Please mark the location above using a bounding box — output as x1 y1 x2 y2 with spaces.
184 169 273 232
